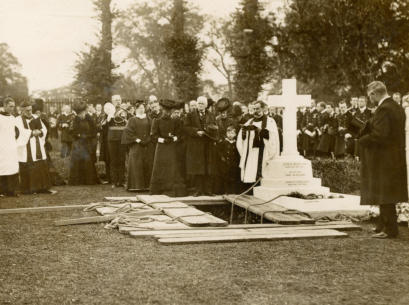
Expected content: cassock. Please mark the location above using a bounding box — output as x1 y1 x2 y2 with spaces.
237 115 280 183
0 113 24 195
121 114 151 191
16 115 51 194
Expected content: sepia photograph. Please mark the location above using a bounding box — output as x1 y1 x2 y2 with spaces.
1 0 409 304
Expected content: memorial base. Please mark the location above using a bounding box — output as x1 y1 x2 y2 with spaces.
253 154 330 200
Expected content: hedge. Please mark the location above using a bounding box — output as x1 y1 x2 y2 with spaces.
312 158 361 194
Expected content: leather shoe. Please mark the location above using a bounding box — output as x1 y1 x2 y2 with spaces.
371 232 397 239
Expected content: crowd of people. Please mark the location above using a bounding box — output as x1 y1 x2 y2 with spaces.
0 89 407 199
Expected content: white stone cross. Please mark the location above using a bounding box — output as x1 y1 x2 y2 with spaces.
268 79 312 157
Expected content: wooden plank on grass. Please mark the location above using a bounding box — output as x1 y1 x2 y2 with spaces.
125 221 360 235
0 205 90 215
155 227 351 239
150 202 189 209
54 209 163 226
137 195 226 205
104 196 139 201
158 229 348 244
130 229 249 237
224 194 315 224
129 224 360 238
162 207 227 227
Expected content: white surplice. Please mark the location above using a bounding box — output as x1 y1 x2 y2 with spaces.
237 116 280 183
15 115 47 163
0 114 20 175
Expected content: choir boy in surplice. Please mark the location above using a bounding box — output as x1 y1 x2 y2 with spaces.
149 99 186 197
0 97 24 196
236 100 280 184
16 101 53 194
219 125 241 194
184 96 218 196
121 101 151 191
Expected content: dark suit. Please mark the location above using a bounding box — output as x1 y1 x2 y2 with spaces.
359 97 408 236
184 109 218 195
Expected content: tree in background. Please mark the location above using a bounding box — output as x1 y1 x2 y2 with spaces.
115 0 203 100
0 43 29 100
230 0 274 103
205 17 236 100
112 74 152 100
73 0 117 104
165 0 203 102
273 0 409 101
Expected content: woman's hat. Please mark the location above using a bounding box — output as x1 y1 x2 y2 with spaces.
159 99 176 110
216 98 231 112
73 101 88 113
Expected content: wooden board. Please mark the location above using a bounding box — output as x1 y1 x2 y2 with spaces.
158 229 348 244
128 222 361 237
137 195 226 206
224 194 315 224
150 202 189 209
155 227 347 239
161 207 227 227
124 221 360 235
0 205 90 215
104 196 139 201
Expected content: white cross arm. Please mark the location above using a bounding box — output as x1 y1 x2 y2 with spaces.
267 94 311 108
267 79 312 108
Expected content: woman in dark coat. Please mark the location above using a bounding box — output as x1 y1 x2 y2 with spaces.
68 102 98 185
149 100 186 196
359 81 408 238
121 102 151 191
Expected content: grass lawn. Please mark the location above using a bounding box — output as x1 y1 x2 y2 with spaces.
1 184 409 305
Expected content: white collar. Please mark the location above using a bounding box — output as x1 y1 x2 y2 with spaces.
359 106 366 112
135 113 146 119
378 95 390 107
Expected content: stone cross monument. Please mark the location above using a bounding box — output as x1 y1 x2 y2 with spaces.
269 79 311 157
253 79 330 200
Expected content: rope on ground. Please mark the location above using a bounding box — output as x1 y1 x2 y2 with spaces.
83 201 151 214
104 214 182 230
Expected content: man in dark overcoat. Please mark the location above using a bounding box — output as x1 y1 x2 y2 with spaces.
184 96 218 196
359 81 408 238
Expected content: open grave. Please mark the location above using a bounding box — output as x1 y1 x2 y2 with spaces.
24 191 364 245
